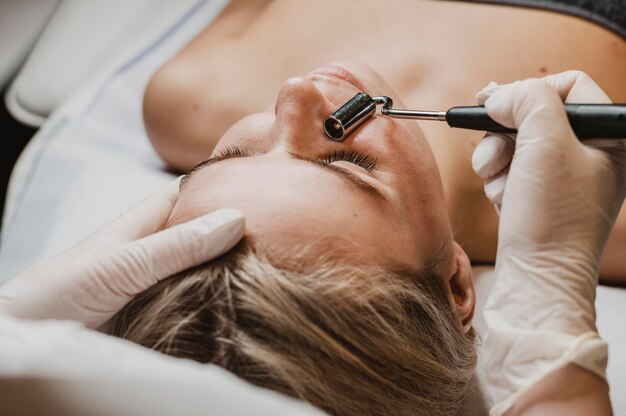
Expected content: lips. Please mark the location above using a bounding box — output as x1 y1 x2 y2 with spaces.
306 64 367 92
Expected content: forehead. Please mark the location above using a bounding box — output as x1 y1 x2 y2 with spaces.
167 156 423 266
171 155 388 227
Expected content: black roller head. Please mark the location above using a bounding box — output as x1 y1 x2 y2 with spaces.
324 92 377 141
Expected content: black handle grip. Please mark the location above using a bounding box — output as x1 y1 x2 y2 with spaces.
445 104 626 139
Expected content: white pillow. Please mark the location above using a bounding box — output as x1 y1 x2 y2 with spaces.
0 315 325 416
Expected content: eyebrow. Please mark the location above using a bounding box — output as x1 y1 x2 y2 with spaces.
180 151 387 201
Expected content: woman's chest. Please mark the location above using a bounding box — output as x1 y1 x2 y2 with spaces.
157 0 626 259
198 0 626 181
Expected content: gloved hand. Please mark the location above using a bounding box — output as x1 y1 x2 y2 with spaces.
471 71 625 413
0 178 245 329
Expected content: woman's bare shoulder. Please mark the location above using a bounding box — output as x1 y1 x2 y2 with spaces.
142 0 272 171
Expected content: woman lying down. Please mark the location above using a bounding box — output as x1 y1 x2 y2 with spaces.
102 63 622 415
0 7 620 415
140 0 626 281
100 2 625 415
111 62 480 414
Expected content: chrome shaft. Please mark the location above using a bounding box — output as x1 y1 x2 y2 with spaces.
381 108 447 121
373 95 446 121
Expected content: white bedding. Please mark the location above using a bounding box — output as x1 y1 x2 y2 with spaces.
0 0 624 414
0 0 222 273
0 315 325 416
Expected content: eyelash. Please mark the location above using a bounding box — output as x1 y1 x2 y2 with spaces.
214 146 378 172
215 145 253 158
322 149 378 172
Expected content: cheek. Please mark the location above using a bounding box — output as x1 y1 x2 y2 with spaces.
213 113 276 155
357 117 429 164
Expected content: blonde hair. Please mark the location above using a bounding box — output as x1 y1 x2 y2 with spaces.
106 240 476 416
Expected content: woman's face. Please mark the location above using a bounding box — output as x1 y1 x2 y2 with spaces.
168 62 453 270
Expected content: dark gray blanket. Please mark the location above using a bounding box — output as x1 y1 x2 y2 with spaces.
464 0 626 40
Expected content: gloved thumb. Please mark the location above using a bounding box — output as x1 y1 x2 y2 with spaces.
92 208 245 297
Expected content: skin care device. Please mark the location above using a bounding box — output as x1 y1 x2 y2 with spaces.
324 92 626 141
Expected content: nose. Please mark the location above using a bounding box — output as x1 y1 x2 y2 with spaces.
272 77 337 154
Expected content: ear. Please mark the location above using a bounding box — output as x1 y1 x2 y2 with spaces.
446 242 475 334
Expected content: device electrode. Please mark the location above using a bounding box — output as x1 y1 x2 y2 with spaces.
324 92 626 141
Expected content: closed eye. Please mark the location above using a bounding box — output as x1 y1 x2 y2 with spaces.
196 146 378 173
180 146 255 190
180 145 385 200
322 149 378 172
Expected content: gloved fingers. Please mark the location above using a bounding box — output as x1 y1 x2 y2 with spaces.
476 80 513 105
541 72 625 173
90 178 183 247
476 81 499 105
93 208 245 298
541 70 612 104
476 71 610 139
484 167 508 207
476 70 611 106
472 133 515 179
484 79 575 146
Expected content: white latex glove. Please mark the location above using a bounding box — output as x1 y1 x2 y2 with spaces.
0 178 245 329
471 71 626 413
